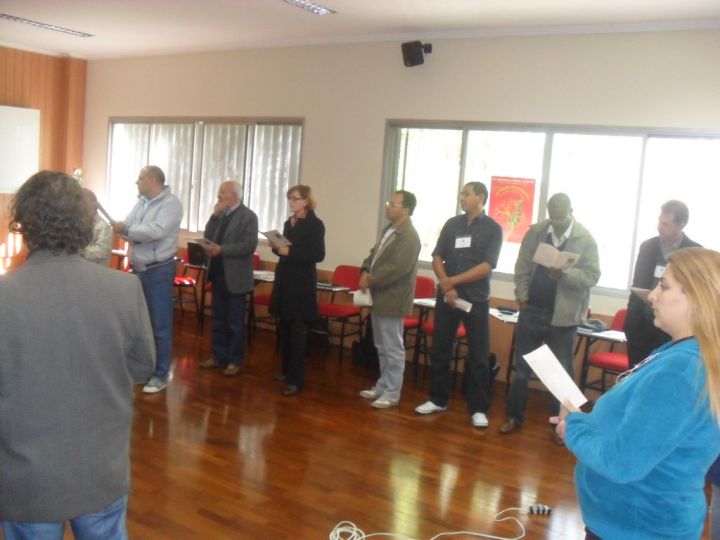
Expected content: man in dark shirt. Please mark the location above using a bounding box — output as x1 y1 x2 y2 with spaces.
624 200 700 367
415 182 503 428
499 193 600 443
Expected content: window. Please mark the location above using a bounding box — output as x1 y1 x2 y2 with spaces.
107 120 303 233
387 122 720 292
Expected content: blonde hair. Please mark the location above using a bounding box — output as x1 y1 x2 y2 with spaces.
667 247 720 422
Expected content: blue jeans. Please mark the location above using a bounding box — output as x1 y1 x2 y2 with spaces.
136 261 175 380
371 315 405 401
506 304 577 422
429 295 491 416
210 274 246 366
2 495 128 540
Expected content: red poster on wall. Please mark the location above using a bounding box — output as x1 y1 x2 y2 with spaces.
488 176 536 243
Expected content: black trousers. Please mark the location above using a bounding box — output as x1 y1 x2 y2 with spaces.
278 319 309 388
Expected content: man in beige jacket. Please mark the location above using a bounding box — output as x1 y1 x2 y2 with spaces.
358 190 421 408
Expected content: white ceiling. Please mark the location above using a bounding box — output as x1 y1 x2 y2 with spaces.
1 0 719 60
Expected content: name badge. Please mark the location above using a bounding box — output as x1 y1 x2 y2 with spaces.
455 236 471 249
654 264 665 278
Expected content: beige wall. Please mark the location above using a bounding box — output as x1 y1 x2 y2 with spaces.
83 30 720 312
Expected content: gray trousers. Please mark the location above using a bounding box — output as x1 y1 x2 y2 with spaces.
371 314 406 401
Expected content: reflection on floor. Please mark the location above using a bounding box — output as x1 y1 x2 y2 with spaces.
127 318 587 539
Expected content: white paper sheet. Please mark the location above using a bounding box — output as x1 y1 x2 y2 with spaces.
523 345 588 408
352 289 373 307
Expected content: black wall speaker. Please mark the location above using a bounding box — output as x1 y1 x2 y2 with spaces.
401 41 431 67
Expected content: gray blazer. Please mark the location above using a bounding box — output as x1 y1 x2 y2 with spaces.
204 203 259 294
0 251 155 521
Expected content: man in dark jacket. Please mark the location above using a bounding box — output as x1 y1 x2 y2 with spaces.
624 200 700 367
0 171 155 538
199 180 258 376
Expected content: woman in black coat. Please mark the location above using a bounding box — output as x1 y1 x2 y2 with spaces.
269 184 325 395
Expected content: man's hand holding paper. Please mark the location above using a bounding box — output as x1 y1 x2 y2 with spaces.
532 243 581 270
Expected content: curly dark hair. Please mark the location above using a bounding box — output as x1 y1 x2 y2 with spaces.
10 170 93 254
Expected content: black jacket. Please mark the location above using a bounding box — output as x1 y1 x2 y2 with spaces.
269 210 325 321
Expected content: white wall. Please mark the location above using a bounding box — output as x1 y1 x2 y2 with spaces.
83 30 720 315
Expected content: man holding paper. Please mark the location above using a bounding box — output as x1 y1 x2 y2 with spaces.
199 180 258 376
624 200 700 368
500 193 599 442
358 190 421 409
415 182 502 428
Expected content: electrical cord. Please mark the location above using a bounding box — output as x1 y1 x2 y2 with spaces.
329 506 546 540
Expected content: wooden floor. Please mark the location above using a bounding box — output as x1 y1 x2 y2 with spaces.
116 315 585 540
75 313 708 539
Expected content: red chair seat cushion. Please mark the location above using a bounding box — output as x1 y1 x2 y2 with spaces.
253 293 271 306
589 352 629 372
317 303 361 318
403 315 420 329
174 276 196 286
421 321 466 339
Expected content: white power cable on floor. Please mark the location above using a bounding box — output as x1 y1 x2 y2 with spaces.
329 507 529 540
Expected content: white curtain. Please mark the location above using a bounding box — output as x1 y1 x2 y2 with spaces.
248 124 302 233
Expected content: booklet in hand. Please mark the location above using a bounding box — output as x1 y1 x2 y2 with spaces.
532 243 580 270
193 238 216 249
262 230 292 247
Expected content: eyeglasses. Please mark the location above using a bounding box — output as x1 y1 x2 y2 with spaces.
287 196 306 201
386 201 405 209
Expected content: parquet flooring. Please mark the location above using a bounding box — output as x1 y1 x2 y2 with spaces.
45 313 711 539
125 317 588 539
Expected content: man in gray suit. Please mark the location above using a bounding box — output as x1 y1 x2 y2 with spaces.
0 171 155 538
358 190 421 408
199 180 258 375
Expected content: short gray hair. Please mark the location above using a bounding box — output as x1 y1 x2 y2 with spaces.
224 179 243 196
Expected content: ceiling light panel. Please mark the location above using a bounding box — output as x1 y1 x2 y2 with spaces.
283 0 336 16
0 13 93 37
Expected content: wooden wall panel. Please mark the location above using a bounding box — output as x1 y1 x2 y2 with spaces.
0 46 86 271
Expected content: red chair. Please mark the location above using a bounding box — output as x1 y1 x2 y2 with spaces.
248 252 275 336
581 309 629 393
173 255 204 321
316 265 363 363
403 275 436 357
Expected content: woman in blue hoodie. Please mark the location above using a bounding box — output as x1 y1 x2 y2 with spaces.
553 247 720 540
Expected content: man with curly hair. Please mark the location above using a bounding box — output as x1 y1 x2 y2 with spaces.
0 171 155 538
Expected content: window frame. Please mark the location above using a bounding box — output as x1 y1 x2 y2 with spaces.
106 116 304 234
382 119 720 295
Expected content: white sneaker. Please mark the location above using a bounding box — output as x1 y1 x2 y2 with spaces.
359 387 381 400
415 400 447 415
143 377 167 394
471 412 489 428
372 396 399 409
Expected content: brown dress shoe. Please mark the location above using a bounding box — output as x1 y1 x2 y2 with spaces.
223 364 241 376
499 418 520 434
